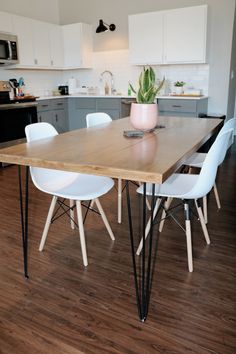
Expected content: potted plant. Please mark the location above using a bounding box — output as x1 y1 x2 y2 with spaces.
173 81 185 95
129 66 165 130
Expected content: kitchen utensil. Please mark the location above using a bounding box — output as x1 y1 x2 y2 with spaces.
18 77 25 87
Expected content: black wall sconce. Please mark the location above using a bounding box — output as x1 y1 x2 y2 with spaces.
96 19 116 33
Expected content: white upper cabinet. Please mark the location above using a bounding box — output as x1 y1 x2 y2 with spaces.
32 20 51 67
0 11 13 33
129 12 164 65
164 5 207 64
129 5 207 65
49 24 64 68
2 10 92 70
12 15 35 67
12 15 64 69
62 23 92 69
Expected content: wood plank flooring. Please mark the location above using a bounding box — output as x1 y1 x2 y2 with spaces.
0 144 236 354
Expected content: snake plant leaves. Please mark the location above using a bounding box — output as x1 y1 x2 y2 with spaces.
132 66 165 104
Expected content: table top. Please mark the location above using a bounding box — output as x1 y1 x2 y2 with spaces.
0 117 222 184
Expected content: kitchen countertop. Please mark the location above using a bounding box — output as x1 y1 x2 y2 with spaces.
0 102 38 110
37 94 208 101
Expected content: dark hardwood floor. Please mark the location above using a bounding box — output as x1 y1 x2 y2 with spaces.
0 143 236 354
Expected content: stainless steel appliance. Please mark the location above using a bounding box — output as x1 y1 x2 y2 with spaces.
0 81 37 165
0 32 19 66
121 98 136 117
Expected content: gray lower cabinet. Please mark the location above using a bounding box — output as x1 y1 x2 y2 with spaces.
96 98 121 120
68 98 96 130
37 99 68 133
68 97 121 131
158 98 208 117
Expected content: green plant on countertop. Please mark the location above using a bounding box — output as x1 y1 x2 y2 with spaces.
174 81 185 87
129 66 165 104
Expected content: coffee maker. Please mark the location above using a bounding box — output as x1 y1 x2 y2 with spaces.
58 85 69 95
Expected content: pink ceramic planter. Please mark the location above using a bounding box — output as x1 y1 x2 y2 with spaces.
130 103 158 130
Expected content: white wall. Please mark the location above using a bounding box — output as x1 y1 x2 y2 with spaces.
0 0 60 24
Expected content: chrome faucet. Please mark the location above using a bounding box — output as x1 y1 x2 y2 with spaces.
100 70 116 94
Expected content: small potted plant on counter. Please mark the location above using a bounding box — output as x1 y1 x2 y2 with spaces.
173 81 185 95
129 66 165 130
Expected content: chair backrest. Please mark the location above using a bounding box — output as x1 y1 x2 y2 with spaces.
25 122 58 142
25 122 78 194
183 129 233 199
86 112 112 128
218 117 236 150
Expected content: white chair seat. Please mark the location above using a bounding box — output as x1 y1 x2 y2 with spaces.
138 174 199 198
31 168 114 200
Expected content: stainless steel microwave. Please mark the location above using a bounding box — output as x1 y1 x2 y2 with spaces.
0 32 19 66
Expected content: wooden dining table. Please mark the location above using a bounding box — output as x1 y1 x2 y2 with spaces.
0 116 222 321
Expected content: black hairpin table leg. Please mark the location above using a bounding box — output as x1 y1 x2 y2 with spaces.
126 180 161 321
18 165 29 278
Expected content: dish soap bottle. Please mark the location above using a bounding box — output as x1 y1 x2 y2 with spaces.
105 82 109 95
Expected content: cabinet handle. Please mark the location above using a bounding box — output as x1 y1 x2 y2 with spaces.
38 115 42 122
34 59 38 65
51 60 53 66
57 103 63 106
55 114 58 121
172 105 182 108
41 104 49 107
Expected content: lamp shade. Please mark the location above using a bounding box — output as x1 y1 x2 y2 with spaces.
96 19 116 33
96 20 108 33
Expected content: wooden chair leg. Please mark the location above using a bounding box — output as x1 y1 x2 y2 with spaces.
213 182 221 210
184 202 193 272
203 195 208 224
76 200 88 267
195 200 210 244
159 197 173 232
39 195 57 251
118 178 122 224
69 199 75 229
136 198 161 255
95 198 115 241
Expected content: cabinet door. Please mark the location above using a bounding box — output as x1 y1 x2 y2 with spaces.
102 110 120 120
53 110 68 133
32 20 51 67
49 24 64 68
164 5 207 64
63 23 92 68
0 11 13 32
12 15 35 66
129 12 164 65
38 111 53 124
96 98 121 120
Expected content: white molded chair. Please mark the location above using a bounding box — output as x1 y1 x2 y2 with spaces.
25 122 115 267
184 117 236 222
136 129 233 272
86 112 123 224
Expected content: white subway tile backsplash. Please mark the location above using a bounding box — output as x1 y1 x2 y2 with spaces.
1 49 209 97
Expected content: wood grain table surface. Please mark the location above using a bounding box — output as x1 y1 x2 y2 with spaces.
0 116 222 184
